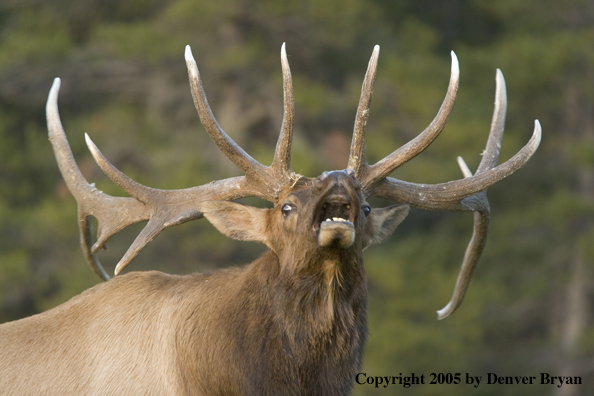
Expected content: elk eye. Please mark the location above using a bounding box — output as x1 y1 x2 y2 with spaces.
362 205 371 217
281 204 294 217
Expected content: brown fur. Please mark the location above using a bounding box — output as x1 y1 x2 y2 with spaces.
0 171 409 395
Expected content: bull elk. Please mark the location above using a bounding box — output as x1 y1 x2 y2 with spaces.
0 43 540 395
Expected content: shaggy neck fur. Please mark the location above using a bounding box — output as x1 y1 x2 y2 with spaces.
272 247 368 357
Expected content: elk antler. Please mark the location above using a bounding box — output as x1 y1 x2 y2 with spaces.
348 48 541 319
47 44 298 278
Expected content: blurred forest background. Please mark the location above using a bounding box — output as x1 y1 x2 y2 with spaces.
0 0 593 395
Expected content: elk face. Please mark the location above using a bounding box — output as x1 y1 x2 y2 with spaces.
198 170 409 266
277 170 410 256
303 170 364 250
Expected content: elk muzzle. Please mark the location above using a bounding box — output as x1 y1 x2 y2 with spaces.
313 171 360 249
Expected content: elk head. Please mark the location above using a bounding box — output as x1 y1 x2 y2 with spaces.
46 43 541 319
199 169 409 258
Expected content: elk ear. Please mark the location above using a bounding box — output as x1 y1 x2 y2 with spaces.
365 204 410 247
199 201 271 246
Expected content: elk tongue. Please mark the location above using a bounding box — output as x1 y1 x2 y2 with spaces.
318 219 355 248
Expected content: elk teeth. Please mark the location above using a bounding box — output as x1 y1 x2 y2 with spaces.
325 217 348 222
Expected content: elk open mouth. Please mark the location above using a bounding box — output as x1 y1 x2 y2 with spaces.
314 194 356 249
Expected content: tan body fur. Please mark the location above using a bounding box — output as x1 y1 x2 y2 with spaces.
1 250 367 395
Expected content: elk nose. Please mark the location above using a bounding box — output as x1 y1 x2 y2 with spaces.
322 190 353 216
324 194 351 206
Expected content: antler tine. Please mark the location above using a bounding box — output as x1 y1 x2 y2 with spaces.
85 134 154 204
436 209 489 319
270 43 295 178
348 45 380 176
435 69 508 319
477 69 507 173
113 217 166 275
185 46 267 181
360 52 460 191
437 157 491 319
457 156 473 178
46 78 149 280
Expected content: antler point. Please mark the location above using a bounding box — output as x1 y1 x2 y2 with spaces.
47 78 62 111
532 119 543 144
184 45 194 63
114 263 124 276
84 133 99 157
450 51 460 79
281 42 288 64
